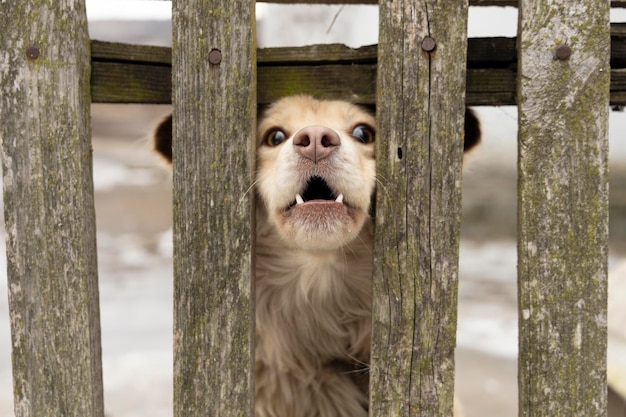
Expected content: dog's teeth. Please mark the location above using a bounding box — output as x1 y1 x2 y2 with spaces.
335 194 344 203
296 194 304 205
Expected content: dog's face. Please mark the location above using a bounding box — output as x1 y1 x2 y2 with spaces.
153 95 480 252
256 96 377 251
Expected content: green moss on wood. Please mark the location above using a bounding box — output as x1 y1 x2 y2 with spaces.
518 1 609 415
171 1 255 416
372 0 467 415
0 1 103 416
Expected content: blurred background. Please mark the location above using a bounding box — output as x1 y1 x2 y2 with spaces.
1 2 625 416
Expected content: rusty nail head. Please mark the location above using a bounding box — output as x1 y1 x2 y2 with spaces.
555 44 571 60
421 37 436 52
209 49 222 65
26 45 40 60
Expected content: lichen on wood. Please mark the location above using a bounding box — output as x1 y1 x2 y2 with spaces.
0 1 103 416
171 1 256 416
372 1 468 415
517 1 610 415
88 30 626 106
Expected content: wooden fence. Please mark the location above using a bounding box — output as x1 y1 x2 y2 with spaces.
0 0 614 416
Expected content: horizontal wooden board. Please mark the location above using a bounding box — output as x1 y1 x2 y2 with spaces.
257 43 376 64
91 61 171 104
90 25 626 105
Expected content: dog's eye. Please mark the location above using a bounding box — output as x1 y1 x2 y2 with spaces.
352 125 375 144
264 129 287 147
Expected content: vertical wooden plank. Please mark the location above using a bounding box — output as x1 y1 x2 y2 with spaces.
517 1 610 415
373 1 468 415
0 1 104 416
171 1 256 416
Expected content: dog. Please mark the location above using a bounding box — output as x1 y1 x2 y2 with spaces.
153 95 480 417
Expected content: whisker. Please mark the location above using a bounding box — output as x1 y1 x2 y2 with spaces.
342 352 371 369
236 172 266 211
341 367 370 375
374 175 390 199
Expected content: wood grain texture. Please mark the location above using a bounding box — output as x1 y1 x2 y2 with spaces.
171 0 255 416
517 1 610 415
372 1 468 415
89 26 626 106
0 1 104 416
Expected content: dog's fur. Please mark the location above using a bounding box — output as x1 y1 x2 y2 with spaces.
154 96 480 417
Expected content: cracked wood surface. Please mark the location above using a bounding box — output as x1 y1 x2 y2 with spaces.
372 1 467 415
171 0 256 416
517 1 610 415
0 1 104 416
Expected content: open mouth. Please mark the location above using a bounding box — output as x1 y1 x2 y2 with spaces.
289 176 344 208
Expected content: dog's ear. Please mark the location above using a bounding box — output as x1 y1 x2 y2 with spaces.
152 106 268 164
154 114 173 164
464 108 481 153
371 105 480 153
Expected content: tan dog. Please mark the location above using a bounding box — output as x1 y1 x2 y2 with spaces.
154 96 480 417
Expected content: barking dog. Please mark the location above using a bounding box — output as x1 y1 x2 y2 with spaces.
154 95 480 417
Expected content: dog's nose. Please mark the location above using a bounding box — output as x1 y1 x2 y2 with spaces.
293 125 340 163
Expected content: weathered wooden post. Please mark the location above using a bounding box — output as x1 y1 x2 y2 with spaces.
0 1 104 416
373 1 469 415
171 0 256 416
517 0 610 415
